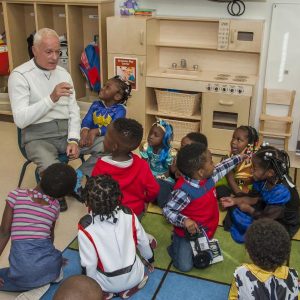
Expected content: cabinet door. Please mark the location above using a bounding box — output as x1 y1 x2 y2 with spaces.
108 53 146 130
228 20 263 53
4 2 36 69
201 93 250 153
107 16 146 55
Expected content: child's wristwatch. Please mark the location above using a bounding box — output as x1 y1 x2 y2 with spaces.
67 138 79 145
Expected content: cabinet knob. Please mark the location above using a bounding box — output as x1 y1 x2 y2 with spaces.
219 100 234 106
140 61 144 76
140 30 144 45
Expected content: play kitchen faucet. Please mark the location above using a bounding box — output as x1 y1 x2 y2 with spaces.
171 60 199 71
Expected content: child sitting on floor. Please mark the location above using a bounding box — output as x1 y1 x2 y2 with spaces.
221 145 300 243
0 163 76 295
75 76 132 195
216 125 259 199
163 143 245 272
229 219 299 299
91 118 159 218
180 132 208 148
158 132 209 209
140 119 177 182
53 275 103 300
78 175 154 299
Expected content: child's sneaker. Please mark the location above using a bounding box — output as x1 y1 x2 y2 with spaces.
118 275 149 299
147 233 157 250
102 292 116 300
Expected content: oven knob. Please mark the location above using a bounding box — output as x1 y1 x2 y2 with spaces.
222 87 227 92
215 86 218 92
207 86 211 91
238 89 242 94
230 88 234 93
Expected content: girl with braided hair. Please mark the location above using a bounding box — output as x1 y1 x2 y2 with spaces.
221 145 300 243
217 125 259 198
78 174 154 299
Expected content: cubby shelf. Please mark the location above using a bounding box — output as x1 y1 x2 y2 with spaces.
1 0 114 116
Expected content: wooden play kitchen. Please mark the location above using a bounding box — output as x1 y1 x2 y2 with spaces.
107 16 264 154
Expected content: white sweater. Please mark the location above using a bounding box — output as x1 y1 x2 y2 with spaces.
78 208 154 293
8 59 80 140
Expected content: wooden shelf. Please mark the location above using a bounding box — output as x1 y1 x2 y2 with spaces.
155 41 217 50
146 108 201 121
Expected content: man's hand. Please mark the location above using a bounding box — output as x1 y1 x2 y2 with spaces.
184 218 199 235
220 196 236 208
66 143 79 160
0 277 4 287
86 128 99 147
79 129 89 148
50 82 73 103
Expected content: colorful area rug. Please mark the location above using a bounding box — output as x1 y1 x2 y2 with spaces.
42 206 300 299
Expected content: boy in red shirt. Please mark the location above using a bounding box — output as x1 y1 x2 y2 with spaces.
92 118 159 218
163 143 245 272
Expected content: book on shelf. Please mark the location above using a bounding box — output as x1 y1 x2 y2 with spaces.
134 8 156 16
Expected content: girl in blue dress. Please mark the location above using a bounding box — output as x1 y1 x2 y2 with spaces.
140 119 176 207
221 145 300 243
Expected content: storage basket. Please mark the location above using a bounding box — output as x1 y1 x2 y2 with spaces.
155 89 200 116
159 117 200 142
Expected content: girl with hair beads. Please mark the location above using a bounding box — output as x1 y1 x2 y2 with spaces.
78 175 154 300
217 126 259 198
140 119 176 182
0 163 76 296
221 145 300 243
74 76 132 197
229 219 299 299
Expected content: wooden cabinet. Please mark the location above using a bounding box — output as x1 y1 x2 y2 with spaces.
201 93 251 154
107 16 147 55
0 0 114 116
107 16 148 133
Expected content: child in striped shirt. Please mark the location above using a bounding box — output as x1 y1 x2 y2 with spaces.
0 163 76 296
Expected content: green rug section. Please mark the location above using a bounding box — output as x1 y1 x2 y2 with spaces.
67 212 300 285
141 213 172 270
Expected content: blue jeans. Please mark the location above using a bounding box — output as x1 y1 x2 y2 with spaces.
168 233 194 272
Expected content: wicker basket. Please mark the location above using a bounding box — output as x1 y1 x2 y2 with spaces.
155 89 200 116
159 117 200 142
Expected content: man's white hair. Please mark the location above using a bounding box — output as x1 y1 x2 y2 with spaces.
33 28 59 46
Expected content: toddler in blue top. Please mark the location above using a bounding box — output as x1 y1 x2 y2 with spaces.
140 119 177 208
140 119 176 181
75 76 132 196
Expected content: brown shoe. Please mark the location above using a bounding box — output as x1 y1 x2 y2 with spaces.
58 197 68 212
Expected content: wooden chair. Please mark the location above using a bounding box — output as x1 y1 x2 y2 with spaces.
259 88 296 150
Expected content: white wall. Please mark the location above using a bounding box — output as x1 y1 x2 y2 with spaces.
114 0 300 149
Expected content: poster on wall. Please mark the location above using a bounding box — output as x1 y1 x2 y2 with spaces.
114 57 137 91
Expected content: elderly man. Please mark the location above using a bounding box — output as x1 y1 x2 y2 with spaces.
8 28 80 211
